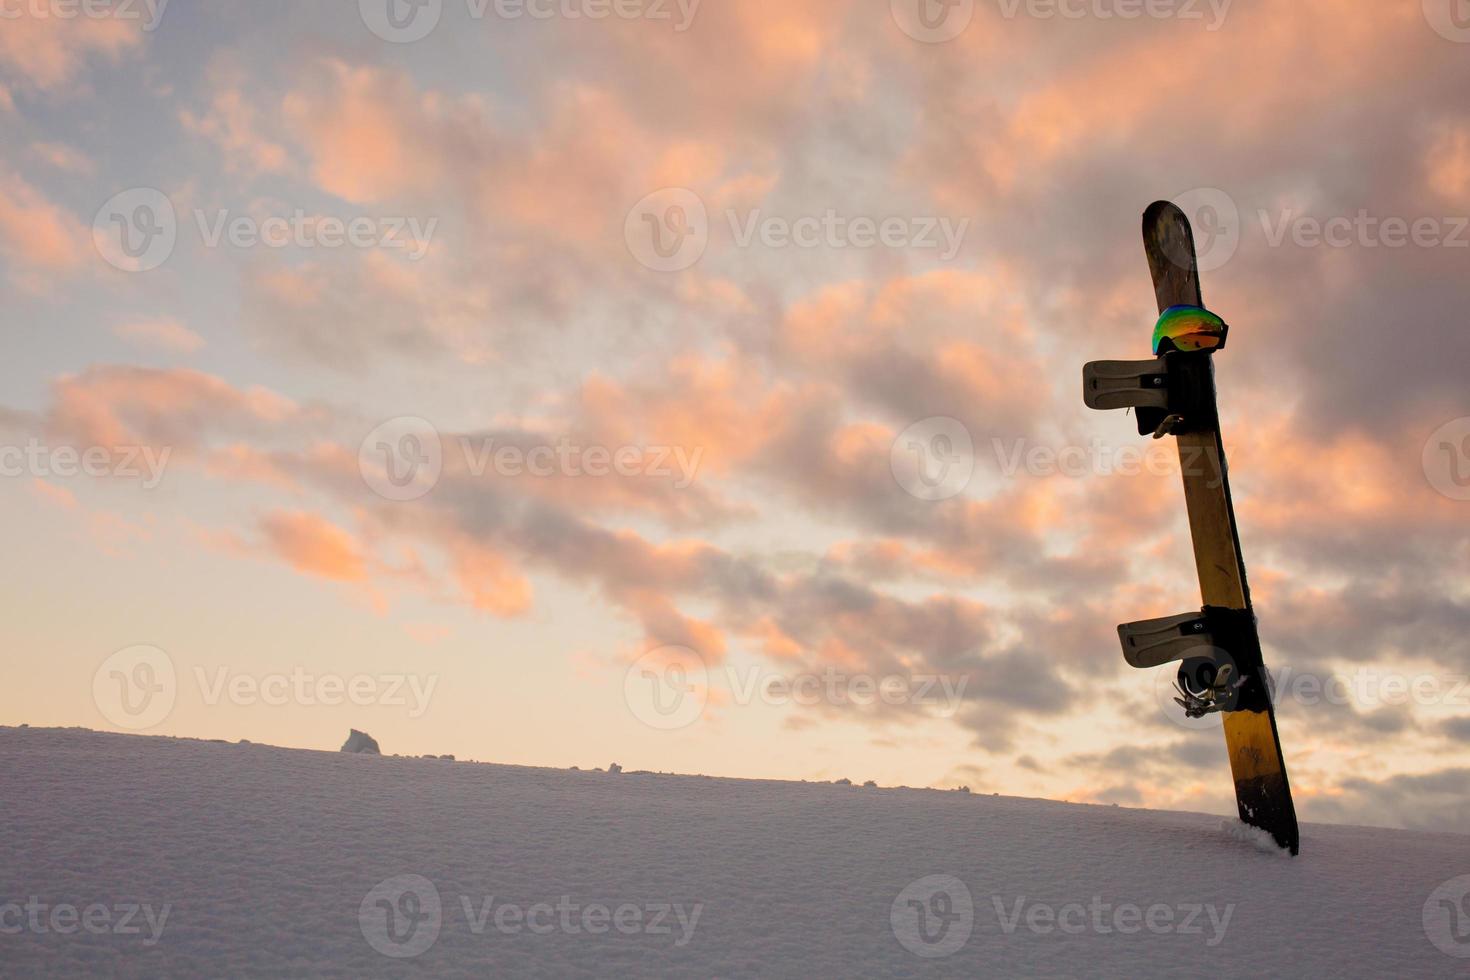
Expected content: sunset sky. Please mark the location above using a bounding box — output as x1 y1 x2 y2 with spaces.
3 0 1469 832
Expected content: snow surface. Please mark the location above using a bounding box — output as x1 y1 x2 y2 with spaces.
2 727 1466 978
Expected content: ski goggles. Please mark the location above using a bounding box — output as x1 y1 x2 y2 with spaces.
1152 305 1229 355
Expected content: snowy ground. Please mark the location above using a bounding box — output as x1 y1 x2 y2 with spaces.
2 727 1467 978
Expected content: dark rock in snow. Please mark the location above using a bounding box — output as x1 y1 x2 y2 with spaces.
341 730 381 754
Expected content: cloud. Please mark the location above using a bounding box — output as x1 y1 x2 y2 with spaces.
30 478 77 510
1305 767 1470 831
113 317 206 354
179 62 290 176
0 5 142 91
0 168 88 288
258 510 369 583
44 366 300 450
27 141 94 175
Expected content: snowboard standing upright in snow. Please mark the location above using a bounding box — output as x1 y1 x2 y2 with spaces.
1083 201 1300 855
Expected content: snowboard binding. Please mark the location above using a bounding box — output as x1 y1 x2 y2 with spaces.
1117 606 1261 718
1082 349 1218 438
1173 657 1240 718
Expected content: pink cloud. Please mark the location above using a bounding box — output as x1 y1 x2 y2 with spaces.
0 168 88 287
0 6 141 91
179 65 290 176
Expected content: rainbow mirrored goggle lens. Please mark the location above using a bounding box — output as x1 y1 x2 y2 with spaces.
1152 305 1229 355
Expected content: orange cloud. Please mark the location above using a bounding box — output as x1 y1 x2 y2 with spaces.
1426 120 1470 205
48 367 298 450
283 60 437 204
449 543 534 617
259 511 368 583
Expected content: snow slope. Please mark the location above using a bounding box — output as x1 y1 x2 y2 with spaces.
1 727 1466 978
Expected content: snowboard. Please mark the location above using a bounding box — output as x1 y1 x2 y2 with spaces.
1141 200 1300 855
